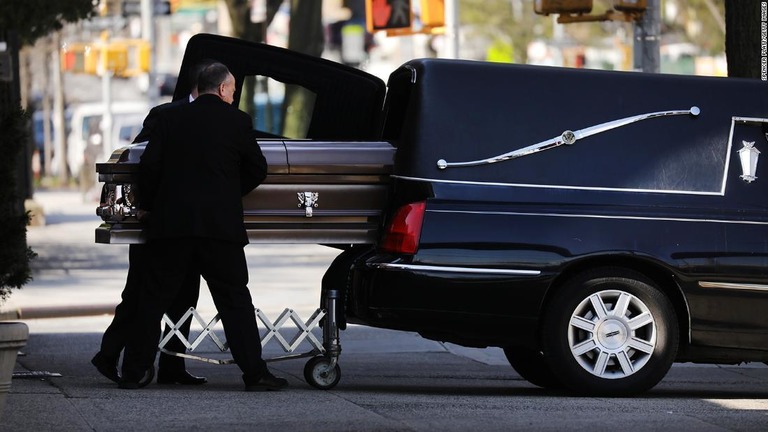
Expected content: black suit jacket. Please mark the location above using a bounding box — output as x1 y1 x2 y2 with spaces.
138 94 268 245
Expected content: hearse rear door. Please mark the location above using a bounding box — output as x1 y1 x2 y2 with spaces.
175 33 386 142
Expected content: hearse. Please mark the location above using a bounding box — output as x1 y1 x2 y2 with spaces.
96 33 768 396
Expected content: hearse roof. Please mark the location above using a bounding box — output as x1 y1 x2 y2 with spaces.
385 58 768 196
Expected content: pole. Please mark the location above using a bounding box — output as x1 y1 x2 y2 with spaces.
99 33 113 166
141 0 158 105
633 0 660 73
51 31 67 181
444 0 459 59
41 39 52 177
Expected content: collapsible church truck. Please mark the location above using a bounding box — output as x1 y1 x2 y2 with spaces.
96 33 768 396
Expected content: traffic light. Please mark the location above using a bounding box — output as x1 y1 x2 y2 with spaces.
366 0 412 32
60 43 94 74
419 0 444 28
365 0 445 36
61 39 150 77
534 0 592 15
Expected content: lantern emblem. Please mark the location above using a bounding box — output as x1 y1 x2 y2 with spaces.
738 140 760 183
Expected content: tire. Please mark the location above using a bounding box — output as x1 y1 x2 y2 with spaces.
541 268 679 396
503 347 562 389
304 356 341 390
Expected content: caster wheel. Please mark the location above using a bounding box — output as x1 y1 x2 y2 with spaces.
304 356 341 390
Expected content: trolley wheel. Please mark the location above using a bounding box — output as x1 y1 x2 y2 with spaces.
304 356 341 390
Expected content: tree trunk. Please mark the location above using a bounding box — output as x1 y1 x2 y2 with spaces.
725 0 764 79
222 0 323 136
283 0 324 137
0 30 31 201
223 0 283 117
0 29 33 297
0 30 20 113
288 0 324 57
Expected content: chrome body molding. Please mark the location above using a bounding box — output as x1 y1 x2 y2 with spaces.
370 262 541 276
391 175 726 196
732 116 768 124
404 64 417 83
728 116 768 186
436 107 700 170
698 281 768 292
426 209 768 226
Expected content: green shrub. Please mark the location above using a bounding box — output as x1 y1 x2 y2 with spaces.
0 106 36 304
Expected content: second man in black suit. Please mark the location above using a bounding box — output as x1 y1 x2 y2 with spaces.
91 59 216 386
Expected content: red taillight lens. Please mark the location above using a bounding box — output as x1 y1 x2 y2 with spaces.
380 201 426 254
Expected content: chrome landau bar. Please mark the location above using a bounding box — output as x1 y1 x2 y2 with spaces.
436 106 701 170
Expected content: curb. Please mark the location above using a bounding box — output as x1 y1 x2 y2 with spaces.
0 304 115 321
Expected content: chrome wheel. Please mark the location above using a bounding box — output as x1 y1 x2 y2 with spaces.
567 289 656 379
542 268 678 396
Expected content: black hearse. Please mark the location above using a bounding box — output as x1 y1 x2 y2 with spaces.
97 34 768 396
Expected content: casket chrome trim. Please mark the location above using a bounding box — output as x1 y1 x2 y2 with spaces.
298 192 319 217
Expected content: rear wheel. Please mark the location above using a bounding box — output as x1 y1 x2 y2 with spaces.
503 347 561 389
541 268 679 396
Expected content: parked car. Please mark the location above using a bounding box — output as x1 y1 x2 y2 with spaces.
111 113 145 150
67 101 149 178
95 34 768 396
33 109 72 176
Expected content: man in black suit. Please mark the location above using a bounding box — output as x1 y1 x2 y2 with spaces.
91 60 215 386
119 62 287 391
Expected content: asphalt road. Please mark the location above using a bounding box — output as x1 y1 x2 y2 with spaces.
4 327 768 432
1 189 767 431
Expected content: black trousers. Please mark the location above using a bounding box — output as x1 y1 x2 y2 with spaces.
99 244 200 371
121 238 267 383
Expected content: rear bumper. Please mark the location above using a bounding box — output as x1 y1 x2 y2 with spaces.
346 255 550 347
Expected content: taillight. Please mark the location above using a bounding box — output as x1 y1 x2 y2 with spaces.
380 201 426 254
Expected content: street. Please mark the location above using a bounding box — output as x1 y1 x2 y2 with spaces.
1 189 768 431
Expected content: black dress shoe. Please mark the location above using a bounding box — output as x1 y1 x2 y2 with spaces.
91 352 120 383
118 366 155 390
244 372 288 391
157 370 208 385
